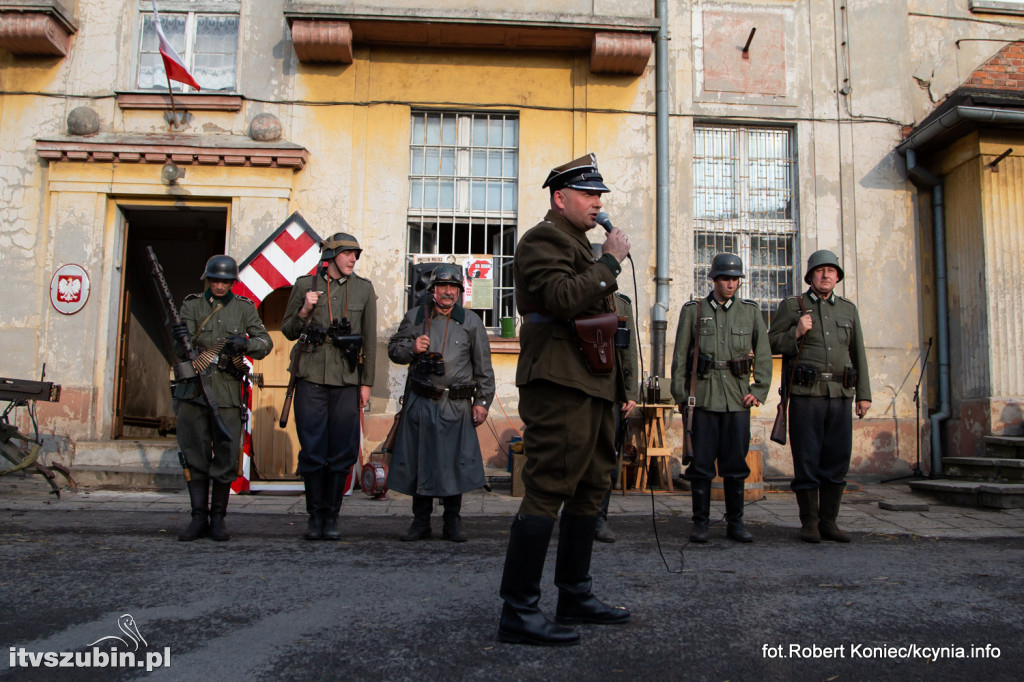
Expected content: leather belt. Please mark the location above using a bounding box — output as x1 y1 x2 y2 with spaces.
523 312 559 324
411 381 475 401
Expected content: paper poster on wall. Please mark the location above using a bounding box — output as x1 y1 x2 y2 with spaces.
411 254 493 309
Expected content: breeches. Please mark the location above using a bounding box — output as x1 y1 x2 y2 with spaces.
517 381 616 519
685 409 751 482
788 395 853 490
175 401 242 484
294 380 360 475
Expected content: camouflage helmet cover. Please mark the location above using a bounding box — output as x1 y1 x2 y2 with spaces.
321 232 362 260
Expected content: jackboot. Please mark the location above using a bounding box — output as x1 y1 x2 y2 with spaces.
321 472 345 541
400 495 433 541
594 516 616 543
724 478 753 543
208 481 232 541
818 482 851 543
302 474 325 541
178 478 210 541
554 514 630 626
441 495 467 542
497 514 579 646
689 478 711 543
795 488 821 543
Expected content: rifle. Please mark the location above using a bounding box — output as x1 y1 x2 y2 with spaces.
770 297 808 445
682 299 703 466
147 246 233 444
279 262 324 428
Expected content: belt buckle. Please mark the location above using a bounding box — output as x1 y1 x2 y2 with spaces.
820 372 834 382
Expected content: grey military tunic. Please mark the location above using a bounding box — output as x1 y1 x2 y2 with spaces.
387 303 495 497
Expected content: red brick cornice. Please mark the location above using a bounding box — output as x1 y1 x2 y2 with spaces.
35 134 308 170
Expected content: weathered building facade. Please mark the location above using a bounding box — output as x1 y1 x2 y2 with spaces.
1 0 1022 487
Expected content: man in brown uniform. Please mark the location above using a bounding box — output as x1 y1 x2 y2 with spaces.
496 154 631 646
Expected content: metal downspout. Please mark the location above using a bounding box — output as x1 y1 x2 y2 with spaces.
905 149 950 475
652 0 670 378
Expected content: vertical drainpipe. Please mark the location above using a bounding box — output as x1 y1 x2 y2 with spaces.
652 0 671 378
905 149 950 475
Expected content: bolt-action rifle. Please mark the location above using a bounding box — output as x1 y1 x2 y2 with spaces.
147 246 233 444
279 261 325 428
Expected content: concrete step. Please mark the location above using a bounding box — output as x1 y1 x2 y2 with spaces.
984 435 1024 459
943 457 1024 482
908 479 1024 509
71 439 182 490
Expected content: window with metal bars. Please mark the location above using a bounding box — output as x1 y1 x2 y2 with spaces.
407 111 518 328
137 2 239 92
693 124 798 326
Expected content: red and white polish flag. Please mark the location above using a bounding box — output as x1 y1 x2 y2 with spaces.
151 0 201 91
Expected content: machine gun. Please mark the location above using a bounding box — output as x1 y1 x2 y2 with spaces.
146 246 233 444
1 368 77 497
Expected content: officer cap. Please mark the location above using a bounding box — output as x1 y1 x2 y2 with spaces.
322 232 362 260
709 253 745 279
201 255 239 281
429 263 464 291
542 153 610 194
804 249 844 284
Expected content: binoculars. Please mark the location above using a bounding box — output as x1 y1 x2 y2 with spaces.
418 351 446 376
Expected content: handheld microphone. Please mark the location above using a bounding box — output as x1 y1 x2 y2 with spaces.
595 212 631 260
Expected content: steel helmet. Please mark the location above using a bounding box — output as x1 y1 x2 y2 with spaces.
804 249 844 284
201 255 239 281
321 232 362 260
708 253 745 279
428 263 465 291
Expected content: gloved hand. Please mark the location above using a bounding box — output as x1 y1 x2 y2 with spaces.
222 335 248 357
171 322 190 341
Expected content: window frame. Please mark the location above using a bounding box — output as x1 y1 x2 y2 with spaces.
692 122 799 327
136 1 241 93
406 109 519 330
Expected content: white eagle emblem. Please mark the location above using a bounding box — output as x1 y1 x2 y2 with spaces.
58 276 82 302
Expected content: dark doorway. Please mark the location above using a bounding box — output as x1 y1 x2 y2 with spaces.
114 206 227 438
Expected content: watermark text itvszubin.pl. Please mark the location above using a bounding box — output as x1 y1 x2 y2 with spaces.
761 643 1000 661
9 646 171 671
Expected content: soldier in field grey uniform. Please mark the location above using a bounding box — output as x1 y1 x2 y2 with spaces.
769 249 871 543
387 264 495 543
670 253 771 544
173 255 272 542
496 154 631 647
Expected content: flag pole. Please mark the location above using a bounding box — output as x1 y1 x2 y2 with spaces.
164 70 178 130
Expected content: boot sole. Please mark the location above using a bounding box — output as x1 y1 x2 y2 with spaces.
556 614 631 626
496 629 579 646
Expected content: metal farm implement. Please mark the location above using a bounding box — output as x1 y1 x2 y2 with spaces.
0 370 77 497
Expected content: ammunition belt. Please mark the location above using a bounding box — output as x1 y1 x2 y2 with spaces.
793 366 858 389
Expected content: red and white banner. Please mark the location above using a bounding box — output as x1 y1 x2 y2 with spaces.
151 0 201 91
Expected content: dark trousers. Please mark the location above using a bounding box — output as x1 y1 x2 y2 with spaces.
684 409 751 483
175 401 242 484
788 395 852 490
294 380 360 476
518 381 616 518
599 408 626 517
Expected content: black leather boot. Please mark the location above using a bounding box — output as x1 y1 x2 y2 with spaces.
303 474 325 541
400 495 433 541
321 472 345 541
208 481 232 541
554 514 630 626
819 482 851 542
497 514 579 646
178 478 210 541
724 478 753 543
689 478 711 543
442 495 467 542
795 488 821 543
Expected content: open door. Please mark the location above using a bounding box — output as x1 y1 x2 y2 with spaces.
113 206 227 438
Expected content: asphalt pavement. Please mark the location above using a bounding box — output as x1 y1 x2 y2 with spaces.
2 475 1023 682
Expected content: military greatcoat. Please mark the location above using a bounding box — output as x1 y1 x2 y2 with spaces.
386 302 495 497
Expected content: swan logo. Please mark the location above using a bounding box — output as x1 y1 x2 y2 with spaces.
9 614 170 672
88 614 148 651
